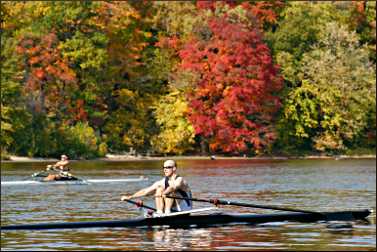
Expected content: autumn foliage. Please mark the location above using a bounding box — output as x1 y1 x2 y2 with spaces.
16 33 78 118
1 1 375 158
179 16 283 154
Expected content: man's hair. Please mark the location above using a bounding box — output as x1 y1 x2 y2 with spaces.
163 160 176 168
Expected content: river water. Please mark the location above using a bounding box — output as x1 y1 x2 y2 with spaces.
1 158 376 251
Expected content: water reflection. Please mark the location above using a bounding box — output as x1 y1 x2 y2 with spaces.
1 159 376 250
150 228 212 250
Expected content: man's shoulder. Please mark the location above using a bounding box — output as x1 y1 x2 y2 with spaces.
175 175 185 180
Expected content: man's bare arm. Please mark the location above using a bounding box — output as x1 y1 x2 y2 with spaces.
163 177 184 195
121 182 159 201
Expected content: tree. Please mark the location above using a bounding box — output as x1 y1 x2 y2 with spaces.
178 14 283 154
282 22 376 152
151 88 195 154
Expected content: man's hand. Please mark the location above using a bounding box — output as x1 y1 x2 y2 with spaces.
121 195 132 201
163 186 174 196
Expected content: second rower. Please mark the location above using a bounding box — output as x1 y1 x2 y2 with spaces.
44 154 72 181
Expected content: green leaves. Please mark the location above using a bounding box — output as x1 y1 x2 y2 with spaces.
281 21 376 152
60 31 108 70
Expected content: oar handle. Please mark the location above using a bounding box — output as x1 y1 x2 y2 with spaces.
166 195 320 215
122 198 157 211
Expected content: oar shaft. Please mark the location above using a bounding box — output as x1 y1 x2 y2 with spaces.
214 200 318 214
166 196 319 214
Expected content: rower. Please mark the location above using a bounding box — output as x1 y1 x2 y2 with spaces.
121 159 192 215
44 154 72 181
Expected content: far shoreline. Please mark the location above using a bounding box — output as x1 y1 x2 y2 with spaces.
1 154 375 162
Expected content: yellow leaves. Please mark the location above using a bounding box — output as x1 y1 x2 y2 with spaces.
126 10 141 20
1 120 13 132
92 1 141 31
123 126 146 147
1 105 14 134
151 88 195 154
122 135 132 146
31 2 50 17
119 88 135 98
144 32 153 38
313 132 344 152
98 142 108 157
68 122 99 151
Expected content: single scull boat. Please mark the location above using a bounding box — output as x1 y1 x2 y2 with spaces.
1 208 371 230
1 176 148 186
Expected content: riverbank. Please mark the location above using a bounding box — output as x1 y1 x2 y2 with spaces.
1 153 375 162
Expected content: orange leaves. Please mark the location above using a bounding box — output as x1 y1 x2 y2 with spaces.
354 1 365 14
28 56 40 65
65 99 88 121
92 1 141 31
17 32 76 85
90 1 149 80
248 2 280 25
34 68 45 79
156 36 182 51
28 46 40 55
16 32 78 122
45 65 57 76
76 99 87 120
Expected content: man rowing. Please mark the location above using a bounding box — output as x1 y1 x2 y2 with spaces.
43 154 73 181
121 159 192 216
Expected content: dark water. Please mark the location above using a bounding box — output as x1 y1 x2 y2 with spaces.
1 158 376 251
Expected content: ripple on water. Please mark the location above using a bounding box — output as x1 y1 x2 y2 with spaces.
1 159 376 251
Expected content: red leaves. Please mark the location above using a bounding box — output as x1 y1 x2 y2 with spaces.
179 16 283 154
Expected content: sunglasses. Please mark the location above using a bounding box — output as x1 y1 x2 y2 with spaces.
163 166 174 169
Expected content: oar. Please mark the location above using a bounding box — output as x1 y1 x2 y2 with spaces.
30 171 49 178
122 198 157 211
28 167 86 182
49 167 88 181
121 198 180 213
165 195 321 215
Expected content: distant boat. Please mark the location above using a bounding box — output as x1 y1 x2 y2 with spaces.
1 175 148 186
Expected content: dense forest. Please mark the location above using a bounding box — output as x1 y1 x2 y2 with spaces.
1 1 375 159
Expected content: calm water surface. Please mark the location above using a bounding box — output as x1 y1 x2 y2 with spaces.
1 158 376 251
